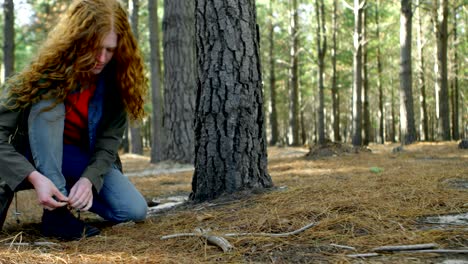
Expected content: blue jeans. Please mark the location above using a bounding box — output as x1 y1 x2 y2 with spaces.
28 99 147 223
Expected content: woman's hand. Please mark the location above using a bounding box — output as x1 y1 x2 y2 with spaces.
68 177 93 211
27 171 68 210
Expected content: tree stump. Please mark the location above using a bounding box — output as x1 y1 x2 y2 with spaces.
458 139 468 149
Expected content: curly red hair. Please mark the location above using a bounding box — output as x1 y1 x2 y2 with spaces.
5 0 147 120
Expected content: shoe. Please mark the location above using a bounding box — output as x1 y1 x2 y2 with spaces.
41 207 100 241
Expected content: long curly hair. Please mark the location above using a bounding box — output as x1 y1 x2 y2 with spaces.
5 0 147 120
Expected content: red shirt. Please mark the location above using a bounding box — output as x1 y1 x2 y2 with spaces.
64 84 97 146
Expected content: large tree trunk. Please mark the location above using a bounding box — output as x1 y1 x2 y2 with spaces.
288 0 300 146
399 0 417 145
191 0 274 202
434 0 450 140
351 0 363 147
268 0 279 146
315 0 326 145
3 0 14 82
331 0 341 142
149 0 164 163
416 0 429 141
376 0 385 144
162 0 196 163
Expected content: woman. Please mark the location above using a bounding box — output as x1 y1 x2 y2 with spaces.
0 0 148 240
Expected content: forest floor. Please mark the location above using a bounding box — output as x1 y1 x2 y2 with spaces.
0 141 467 263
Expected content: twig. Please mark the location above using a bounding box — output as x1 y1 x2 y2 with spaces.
6 242 58 247
403 249 468 254
347 253 380 258
330 243 356 251
224 222 317 238
372 243 438 252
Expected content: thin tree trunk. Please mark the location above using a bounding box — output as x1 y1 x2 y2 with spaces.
376 0 384 144
149 0 164 163
451 4 459 140
315 0 326 145
399 0 417 145
351 0 364 147
289 0 300 146
162 0 196 163
268 0 279 146
3 0 15 81
416 0 429 141
331 0 341 142
434 0 450 140
191 0 273 202
362 6 370 145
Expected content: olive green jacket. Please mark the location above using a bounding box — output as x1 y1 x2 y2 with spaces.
0 78 127 229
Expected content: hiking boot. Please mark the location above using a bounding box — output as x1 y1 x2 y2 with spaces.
41 207 100 241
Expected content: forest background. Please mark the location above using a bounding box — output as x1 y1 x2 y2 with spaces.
1 0 466 161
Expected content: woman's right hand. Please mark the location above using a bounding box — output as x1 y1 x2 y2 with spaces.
27 171 68 210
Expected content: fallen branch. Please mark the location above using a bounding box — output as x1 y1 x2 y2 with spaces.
161 222 316 240
161 222 317 252
372 243 438 252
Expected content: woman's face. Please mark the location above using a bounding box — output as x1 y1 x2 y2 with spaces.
91 31 117 74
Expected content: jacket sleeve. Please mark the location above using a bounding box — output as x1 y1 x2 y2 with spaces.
81 108 127 192
0 104 36 191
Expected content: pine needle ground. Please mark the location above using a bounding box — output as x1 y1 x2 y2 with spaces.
0 142 466 263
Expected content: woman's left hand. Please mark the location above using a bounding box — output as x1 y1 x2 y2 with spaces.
69 177 93 211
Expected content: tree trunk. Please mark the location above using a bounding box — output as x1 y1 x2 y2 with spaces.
399 0 417 145
416 0 429 141
3 0 14 81
191 0 274 202
162 0 196 163
268 0 279 146
315 0 326 145
376 0 384 144
451 4 460 140
362 6 370 145
434 0 450 140
289 0 300 146
351 0 363 147
149 0 164 163
128 0 143 154
331 0 341 142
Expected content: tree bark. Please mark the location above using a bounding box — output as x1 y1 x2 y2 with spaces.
399 0 417 145
149 0 165 163
191 0 274 202
3 0 15 81
162 0 196 163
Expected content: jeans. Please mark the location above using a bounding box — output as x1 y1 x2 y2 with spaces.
28 99 147 223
